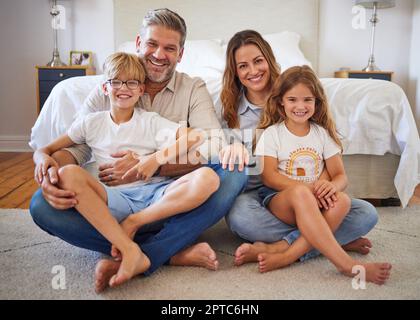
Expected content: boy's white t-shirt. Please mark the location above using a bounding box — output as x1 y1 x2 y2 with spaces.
67 108 180 188
255 121 341 183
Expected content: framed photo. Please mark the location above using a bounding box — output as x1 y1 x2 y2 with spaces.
70 51 93 66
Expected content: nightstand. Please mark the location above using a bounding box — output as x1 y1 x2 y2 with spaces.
36 65 95 114
334 70 393 82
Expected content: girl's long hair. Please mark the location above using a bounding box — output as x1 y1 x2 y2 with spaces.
221 30 281 128
258 65 343 150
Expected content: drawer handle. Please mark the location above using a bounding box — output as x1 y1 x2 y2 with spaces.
59 73 64 78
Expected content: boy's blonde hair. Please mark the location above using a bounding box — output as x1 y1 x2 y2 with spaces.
103 52 146 83
259 65 343 151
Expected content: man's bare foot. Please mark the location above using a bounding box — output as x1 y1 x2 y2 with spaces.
95 259 121 293
342 238 372 255
257 251 297 273
342 262 392 285
169 242 219 271
234 240 289 266
108 244 151 289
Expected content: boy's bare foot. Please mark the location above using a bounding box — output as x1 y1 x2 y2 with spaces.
95 259 121 293
234 240 289 266
257 251 297 273
342 238 372 255
108 244 151 289
170 242 219 271
342 262 392 285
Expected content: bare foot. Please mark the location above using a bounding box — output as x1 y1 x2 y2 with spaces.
170 242 219 271
108 244 151 289
234 240 289 266
257 251 297 273
343 262 392 285
95 259 120 293
342 238 372 255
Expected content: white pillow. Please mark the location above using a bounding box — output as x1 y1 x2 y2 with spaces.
117 39 225 80
263 31 312 72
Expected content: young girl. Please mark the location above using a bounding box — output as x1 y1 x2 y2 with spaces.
255 66 391 284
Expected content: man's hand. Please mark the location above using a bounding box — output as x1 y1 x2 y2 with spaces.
98 150 140 186
40 167 77 210
34 154 59 185
219 142 250 172
122 153 160 182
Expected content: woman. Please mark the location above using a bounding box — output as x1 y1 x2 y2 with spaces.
218 30 378 267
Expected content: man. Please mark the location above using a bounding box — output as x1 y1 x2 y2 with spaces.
30 8 247 292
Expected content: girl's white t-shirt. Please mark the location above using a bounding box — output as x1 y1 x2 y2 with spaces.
255 121 341 183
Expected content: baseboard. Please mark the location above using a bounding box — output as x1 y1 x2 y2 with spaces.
0 135 32 152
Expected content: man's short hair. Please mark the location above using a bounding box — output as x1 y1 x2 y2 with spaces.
103 52 146 82
141 8 187 48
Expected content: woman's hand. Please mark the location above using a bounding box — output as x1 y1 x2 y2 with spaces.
219 142 249 172
98 150 140 186
122 153 160 182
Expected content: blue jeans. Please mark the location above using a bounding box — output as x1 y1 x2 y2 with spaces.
225 188 378 261
29 163 248 276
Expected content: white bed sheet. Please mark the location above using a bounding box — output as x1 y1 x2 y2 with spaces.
30 75 420 207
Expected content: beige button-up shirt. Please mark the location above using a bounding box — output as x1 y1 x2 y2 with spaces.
68 71 224 165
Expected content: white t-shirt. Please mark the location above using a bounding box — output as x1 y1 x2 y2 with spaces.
68 108 180 188
255 122 341 183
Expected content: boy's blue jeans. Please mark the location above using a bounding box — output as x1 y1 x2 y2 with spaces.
29 163 248 276
226 189 378 261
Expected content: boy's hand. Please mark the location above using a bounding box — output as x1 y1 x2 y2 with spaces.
98 150 140 186
219 142 250 172
122 153 160 182
34 155 59 185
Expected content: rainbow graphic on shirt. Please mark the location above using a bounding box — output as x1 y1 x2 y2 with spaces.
285 147 321 183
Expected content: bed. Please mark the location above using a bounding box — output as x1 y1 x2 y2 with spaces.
29 0 420 207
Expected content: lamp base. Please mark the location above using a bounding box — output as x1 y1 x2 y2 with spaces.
363 56 381 72
47 52 66 67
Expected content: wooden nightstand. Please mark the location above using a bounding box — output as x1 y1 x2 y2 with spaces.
36 65 95 114
334 70 393 82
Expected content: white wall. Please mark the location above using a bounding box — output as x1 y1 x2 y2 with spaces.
0 0 114 151
408 0 420 131
319 0 413 93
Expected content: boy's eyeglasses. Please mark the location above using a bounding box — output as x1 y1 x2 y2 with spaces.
106 79 141 90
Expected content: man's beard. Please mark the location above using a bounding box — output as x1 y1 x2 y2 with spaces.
140 55 176 83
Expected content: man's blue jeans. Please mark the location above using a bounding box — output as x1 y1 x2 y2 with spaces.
226 189 378 261
29 164 248 276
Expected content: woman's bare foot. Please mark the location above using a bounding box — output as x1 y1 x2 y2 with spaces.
257 251 297 273
234 240 289 266
108 243 151 289
95 259 121 293
169 242 219 271
342 238 372 255
342 262 392 285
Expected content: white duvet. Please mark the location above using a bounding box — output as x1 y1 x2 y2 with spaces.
30 75 420 207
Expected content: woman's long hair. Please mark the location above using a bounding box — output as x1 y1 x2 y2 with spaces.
221 30 281 128
258 65 343 150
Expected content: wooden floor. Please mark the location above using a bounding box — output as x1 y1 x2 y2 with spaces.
0 152 419 209
0 152 37 209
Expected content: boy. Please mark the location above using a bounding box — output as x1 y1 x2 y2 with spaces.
33 52 220 290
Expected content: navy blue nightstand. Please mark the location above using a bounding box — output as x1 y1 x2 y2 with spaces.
334 70 393 82
36 66 95 114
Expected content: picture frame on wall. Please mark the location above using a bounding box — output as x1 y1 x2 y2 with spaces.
70 51 93 66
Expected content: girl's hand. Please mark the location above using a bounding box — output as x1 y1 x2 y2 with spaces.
313 180 338 210
122 153 160 182
219 142 249 172
34 155 59 186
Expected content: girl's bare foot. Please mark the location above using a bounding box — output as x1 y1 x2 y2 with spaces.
342 238 372 255
170 242 219 271
257 251 297 273
234 240 289 266
95 259 121 293
342 262 392 285
108 243 151 289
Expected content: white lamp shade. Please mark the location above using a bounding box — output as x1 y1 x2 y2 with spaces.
355 0 396 9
